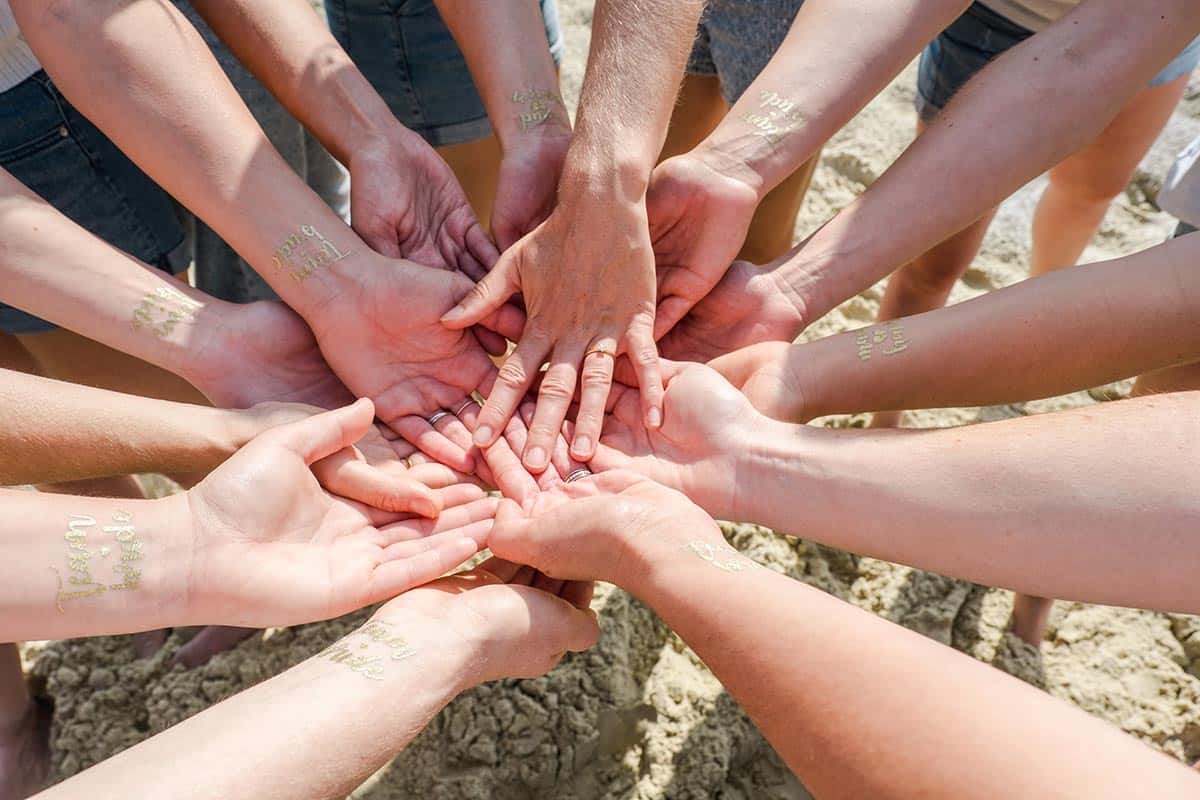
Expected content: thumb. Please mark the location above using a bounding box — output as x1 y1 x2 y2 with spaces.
654 293 695 340
268 398 376 465
441 257 519 329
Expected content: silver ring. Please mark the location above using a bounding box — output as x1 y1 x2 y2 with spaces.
564 468 593 484
427 410 452 426
454 399 476 417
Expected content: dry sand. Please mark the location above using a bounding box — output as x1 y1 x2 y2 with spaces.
23 3 1200 797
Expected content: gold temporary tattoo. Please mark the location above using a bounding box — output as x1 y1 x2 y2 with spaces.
131 286 202 338
685 540 756 573
272 224 351 283
512 88 565 133
319 620 417 681
740 90 805 148
854 321 909 362
52 510 145 611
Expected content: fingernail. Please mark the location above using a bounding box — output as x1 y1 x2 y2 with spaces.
525 446 547 469
572 436 592 456
646 407 662 428
473 425 494 447
440 306 465 323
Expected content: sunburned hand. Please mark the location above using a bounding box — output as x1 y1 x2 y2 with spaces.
374 556 599 683
488 470 726 591
657 259 805 364
441 190 664 471
349 126 498 280
491 129 572 252
184 399 496 630
647 151 761 337
307 254 525 472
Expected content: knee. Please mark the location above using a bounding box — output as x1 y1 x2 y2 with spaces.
1047 164 1132 206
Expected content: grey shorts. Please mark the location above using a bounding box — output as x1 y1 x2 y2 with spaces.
325 0 564 148
686 0 804 104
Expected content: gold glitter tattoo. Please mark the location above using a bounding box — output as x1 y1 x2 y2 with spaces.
131 286 202 338
855 321 909 363
272 224 351 282
52 510 146 611
319 620 418 681
512 88 565 133
740 90 805 148
684 541 757 573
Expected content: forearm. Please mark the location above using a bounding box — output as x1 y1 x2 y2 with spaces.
435 0 568 149
35 612 474 800
0 371 252 485
774 0 1200 321
732 392 1200 613
564 0 704 190
187 0 401 166
632 555 1198 798
11 0 368 321
789 237 1200 420
0 490 190 640
694 0 969 199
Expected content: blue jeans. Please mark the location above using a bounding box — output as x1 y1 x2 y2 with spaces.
0 71 187 334
325 0 564 148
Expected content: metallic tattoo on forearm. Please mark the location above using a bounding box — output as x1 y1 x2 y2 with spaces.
855 321 909 362
512 88 566 133
684 541 758 573
52 510 145 611
131 286 202 338
272 225 351 282
319 620 418 681
740 90 805 148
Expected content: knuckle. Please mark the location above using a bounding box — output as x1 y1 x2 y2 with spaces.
537 377 575 402
580 362 612 388
497 361 529 387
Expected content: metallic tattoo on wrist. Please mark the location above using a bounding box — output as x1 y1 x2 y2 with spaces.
854 321 909 362
512 88 565 133
319 620 418 681
685 540 757 573
740 90 805 148
52 510 145 611
131 286 202 338
272 224 351 283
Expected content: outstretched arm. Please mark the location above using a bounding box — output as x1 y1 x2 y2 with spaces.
711 233 1200 421
491 474 1200 799
769 0 1200 330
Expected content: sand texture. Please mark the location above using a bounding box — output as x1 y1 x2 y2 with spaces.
25 3 1200 796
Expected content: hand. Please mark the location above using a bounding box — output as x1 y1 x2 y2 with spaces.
707 341 811 422
307 254 524 472
183 399 496 627
491 130 572 252
488 470 725 592
589 361 771 520
647 150 761 337
349 127 498 280
656 259 806 363
442 188 664 471
374 556 599 683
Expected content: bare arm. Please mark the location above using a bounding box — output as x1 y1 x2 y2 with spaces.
712 234 1200 421
771 0 1200 327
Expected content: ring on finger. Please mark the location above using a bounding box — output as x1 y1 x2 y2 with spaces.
564 468 593 483
427 410 452 426
454 399 476 417
584 345 616 361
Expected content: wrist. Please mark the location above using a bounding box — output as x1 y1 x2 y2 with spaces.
495 89 572 153
148 493 199 628
362 606 481 693
560 134 655 204
687 136 771 202
728 415 808 527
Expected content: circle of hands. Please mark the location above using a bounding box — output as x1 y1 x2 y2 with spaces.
171 134 794 672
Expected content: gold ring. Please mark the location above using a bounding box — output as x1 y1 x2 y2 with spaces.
585 346 616 360
454 399 476 417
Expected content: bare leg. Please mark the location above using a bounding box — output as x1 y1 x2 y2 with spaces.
437 134 503 234
1132 360 1200 397
0 644 48 800
1030 75 1189 276
739 153 820 264
658 73 729 161
1011 594 1054 647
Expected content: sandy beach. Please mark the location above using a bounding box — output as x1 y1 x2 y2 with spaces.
23 3 1200 797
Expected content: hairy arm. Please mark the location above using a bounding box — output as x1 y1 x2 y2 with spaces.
771 0 1200 325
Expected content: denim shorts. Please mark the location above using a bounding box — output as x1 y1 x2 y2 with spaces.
687 0 804 104
0 71 187 335
325 0 564 148
917 2 1200 122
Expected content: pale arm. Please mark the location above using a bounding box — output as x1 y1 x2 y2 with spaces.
772 0 1200 326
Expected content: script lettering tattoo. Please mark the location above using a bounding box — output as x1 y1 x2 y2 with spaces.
740 90 805 148
53 510 146 611
272 224 351 282
684 540 756 573
131 286 202 338
512 88 565 133
319 620 418 681
855 321 909 362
